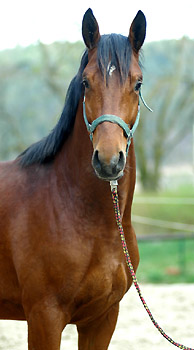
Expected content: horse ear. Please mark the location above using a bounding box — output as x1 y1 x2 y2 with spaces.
129 10 146 53
82 8 100 49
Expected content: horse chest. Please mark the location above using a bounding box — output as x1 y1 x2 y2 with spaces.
71 259 128 324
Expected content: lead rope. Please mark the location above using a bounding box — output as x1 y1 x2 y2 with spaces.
110 180 193 350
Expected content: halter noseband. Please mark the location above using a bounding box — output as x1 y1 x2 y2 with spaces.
83 90 152 155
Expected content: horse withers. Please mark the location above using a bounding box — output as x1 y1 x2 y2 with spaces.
0 8 146 350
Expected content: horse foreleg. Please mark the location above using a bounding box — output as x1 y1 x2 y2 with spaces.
26 302 66 350
77 303 119 350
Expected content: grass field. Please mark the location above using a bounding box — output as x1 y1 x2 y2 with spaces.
131 185 194 283
137 239 194 283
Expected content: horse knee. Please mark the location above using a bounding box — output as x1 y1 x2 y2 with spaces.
27 302 66 350
77 303 119 350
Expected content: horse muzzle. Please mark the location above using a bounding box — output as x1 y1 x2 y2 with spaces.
92 149 126 181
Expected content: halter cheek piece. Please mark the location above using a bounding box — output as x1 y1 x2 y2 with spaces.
83 89 152 155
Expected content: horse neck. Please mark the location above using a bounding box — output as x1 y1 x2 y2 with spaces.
54 100 136 218
55 100 95 186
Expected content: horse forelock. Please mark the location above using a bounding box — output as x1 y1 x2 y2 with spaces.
97 34 132 84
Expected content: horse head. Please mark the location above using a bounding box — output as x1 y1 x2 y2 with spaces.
82 9 146 181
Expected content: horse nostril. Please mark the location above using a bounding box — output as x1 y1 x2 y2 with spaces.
117 151 125 172
92 150 101 172
92 149 126 179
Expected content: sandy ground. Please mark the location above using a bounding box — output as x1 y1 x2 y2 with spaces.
0 284 194 350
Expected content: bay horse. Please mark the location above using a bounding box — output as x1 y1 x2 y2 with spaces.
0 8 146 350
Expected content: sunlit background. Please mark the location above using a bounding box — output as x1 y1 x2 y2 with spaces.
1 0 194 49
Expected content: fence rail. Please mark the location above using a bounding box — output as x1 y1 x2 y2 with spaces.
137 232 194 242
132 214 194 232
134 197 194 205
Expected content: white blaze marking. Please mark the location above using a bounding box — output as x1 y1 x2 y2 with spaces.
107 62 116 76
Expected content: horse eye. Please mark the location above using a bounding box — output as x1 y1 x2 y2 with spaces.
82 78 90 89
134 81 142 92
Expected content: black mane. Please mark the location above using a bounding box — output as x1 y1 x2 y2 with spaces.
19 34 132 167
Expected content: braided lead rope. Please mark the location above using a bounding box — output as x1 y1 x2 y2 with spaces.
111 184 193 350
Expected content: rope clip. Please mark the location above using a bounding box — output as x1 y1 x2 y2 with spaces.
110 180 118 192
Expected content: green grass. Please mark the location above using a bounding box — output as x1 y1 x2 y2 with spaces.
131 185 194 283
137 239 194 283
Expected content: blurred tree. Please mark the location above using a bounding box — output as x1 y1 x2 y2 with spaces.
0 64 27 159
0 41 84 160
135 38 194 190
38 41 84 103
